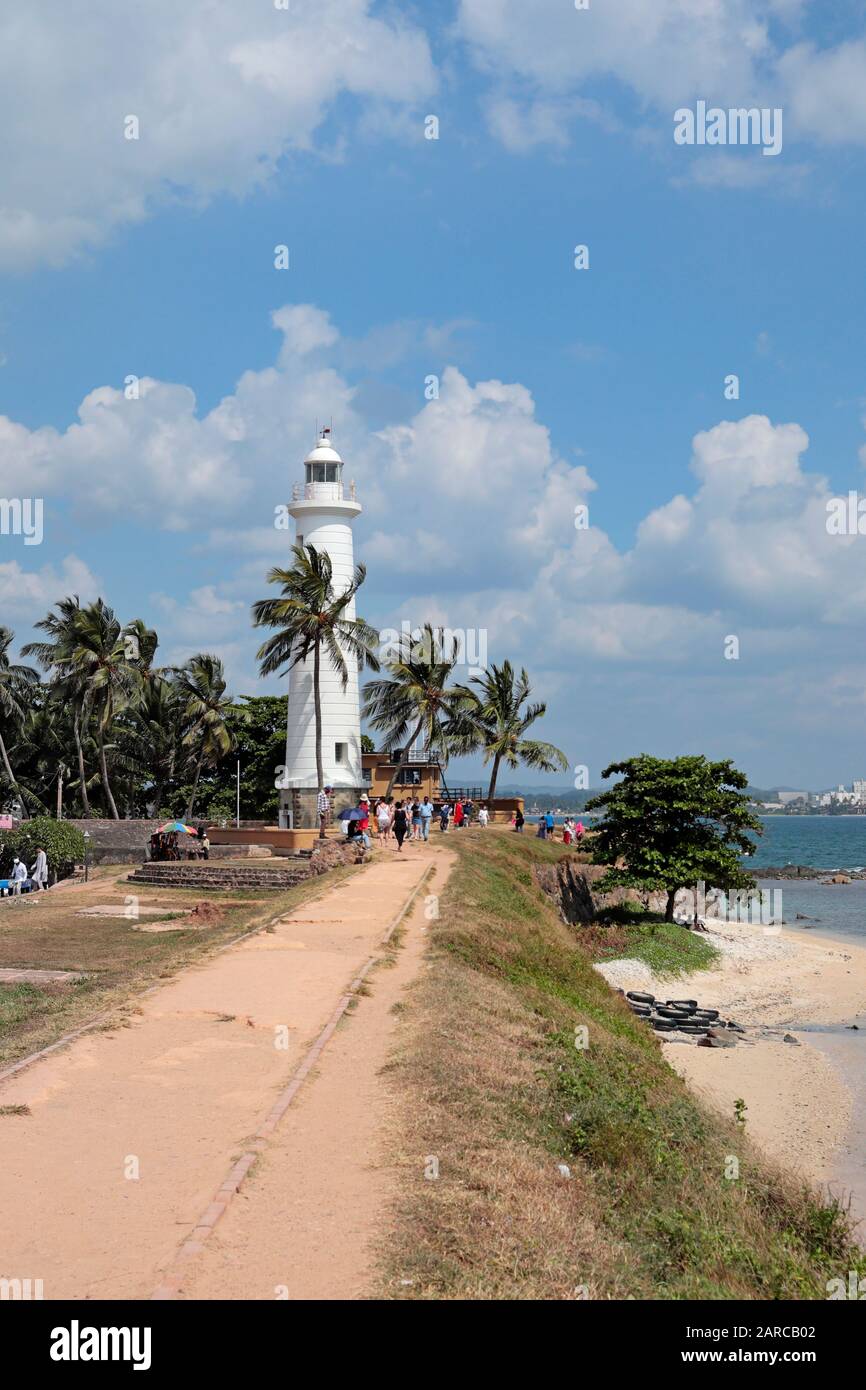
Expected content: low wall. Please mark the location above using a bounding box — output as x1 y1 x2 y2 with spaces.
207 826 320 853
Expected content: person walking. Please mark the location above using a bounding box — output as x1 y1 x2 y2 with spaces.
411 798 422 840
11 856 27 895
439 800 451 832
545 810 555 838
30 846 48 890
514 807 525 833
463 798 474 827
419 795 433 841
317 785 333 839
376 798 391 841
201 833 210 861
393 800 409 852
478 805 489 827
453 799 464 829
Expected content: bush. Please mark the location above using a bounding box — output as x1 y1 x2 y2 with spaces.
0 818 86 882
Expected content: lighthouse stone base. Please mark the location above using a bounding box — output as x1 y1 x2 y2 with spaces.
280 785 368 831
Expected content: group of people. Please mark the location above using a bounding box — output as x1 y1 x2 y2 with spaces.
148 826 210 862
0 846 49 897
324 789 492 855
533 812 585 843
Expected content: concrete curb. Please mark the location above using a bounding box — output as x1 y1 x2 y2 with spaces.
150 862 434 1300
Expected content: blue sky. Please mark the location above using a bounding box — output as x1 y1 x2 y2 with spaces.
3 0 866 789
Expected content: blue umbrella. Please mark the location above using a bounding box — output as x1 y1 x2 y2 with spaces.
338 807 364 821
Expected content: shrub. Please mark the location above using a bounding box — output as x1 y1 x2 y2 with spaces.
0 818 86 882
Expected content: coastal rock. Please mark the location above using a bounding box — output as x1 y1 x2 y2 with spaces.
819 874 851 885
533 856 666 925
783 1032 800 1045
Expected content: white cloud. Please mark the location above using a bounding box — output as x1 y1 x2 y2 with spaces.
457 0 866 156
0 554 100 615
0 1 435 269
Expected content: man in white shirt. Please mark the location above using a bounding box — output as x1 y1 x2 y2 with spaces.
12 857 28 895
317 785 333 839
478 806 489 827
30 847 48 890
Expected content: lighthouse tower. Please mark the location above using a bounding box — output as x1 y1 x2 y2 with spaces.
279 432 364 829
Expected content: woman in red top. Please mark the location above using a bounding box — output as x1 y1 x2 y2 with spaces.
453 800 464 828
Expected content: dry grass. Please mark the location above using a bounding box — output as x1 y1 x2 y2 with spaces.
377 831 865 1299
0 862 361 1069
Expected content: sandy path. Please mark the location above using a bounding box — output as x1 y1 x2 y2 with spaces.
596 919 866 1197
0 844 446 1301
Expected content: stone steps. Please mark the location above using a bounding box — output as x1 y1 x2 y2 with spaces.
127 863 307 891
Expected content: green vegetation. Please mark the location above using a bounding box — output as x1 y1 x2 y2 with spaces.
465 659 568 802
579 904 719 976
381 831 863 1299
0 816 85 879
587 754 763 920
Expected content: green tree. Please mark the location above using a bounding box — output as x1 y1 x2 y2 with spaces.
585 754 762 922
23 596 94 816
173 654 235 820
65 600 140 819
0 627 40 802
362 624 476 797
252 543 379 799
467 660 567 803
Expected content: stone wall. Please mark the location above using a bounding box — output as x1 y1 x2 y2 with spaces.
66 818 163 865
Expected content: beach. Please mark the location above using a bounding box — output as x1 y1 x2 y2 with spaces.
596 915 866 1230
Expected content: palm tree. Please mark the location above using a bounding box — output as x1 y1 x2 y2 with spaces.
362 624 476 797
23 596 93 816
468 660 568 803
172 654 235 819
252 543 380 794
65 599 139 819
136 675 185 815
0 627 40 799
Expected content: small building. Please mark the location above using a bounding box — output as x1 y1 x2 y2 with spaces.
361 748 523 822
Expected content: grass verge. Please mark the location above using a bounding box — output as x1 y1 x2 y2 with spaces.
378 830 864 1299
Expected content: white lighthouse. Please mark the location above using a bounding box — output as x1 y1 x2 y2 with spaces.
279 432 364 829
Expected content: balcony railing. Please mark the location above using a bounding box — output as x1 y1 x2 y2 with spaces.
291 480 356 503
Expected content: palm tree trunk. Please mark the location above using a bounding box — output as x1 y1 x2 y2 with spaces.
385 714 425 797
0 729 17 791
56 767 63 819
186 747 205 820
665 888 678 923
313 638 325 791
97 730 120 819
486 752 502 805
73 708 91 816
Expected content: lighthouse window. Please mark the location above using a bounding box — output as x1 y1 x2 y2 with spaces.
307 462 340 483
335 741 348 764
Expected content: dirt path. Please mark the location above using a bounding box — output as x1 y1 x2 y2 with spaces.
0 842 450 1300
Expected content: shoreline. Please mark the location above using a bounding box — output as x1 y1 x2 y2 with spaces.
595 915 866 1234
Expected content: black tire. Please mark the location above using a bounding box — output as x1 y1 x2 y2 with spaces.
680 1023 711 1033
666 999 698 1010
626 991 655 1004
652 1019 677 1031
629 1004 652 1016
693 1009 719 1021
656 1006 691 1020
